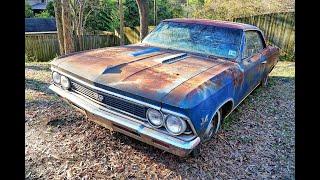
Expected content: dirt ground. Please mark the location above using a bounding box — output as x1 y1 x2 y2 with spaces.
25 61 295 179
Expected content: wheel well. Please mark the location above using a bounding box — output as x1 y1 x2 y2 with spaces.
221 100 233 119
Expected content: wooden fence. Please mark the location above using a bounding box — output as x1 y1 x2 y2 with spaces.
25 26 155 62
232 11 295 59
26 12 295 62
118 26 155 44
25 31 117 61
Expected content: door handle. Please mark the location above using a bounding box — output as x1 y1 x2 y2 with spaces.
261 60 267 64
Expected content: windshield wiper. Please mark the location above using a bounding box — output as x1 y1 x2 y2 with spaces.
206 54 219 59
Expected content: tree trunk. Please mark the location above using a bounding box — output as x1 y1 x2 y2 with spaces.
53 0 65 55
61 0 75 54
136 0 149 41
153 0 156 25
186 0 189 18
119 0 125 45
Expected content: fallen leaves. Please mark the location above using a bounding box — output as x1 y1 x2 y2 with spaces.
25 62 295 179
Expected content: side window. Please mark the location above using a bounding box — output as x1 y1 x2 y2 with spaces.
242 31 265 59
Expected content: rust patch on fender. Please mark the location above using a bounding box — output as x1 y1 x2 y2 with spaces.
225 67 244 87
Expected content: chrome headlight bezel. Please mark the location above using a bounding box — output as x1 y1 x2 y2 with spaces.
60 75 71 90
164 115 187 135
146 108 164 128
52 71 61 84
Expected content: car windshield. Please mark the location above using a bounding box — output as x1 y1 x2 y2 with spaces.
142 21 243 59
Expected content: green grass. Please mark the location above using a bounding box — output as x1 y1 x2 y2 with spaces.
269 61 295 77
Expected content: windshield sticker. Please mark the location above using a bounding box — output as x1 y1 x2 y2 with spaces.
228 50 237 57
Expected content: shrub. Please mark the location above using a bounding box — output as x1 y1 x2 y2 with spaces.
25 53 38 62
35 10 52 18
25 3 34 18
46 1 55 17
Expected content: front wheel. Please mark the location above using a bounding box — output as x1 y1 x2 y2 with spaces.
203 108 222 142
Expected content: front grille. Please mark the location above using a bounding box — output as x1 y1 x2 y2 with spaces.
70 81 147 119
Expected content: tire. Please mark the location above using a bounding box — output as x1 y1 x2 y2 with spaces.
190 145 201 157
203 108 222 142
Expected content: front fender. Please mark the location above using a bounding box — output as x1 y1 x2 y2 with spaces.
161 73 235 137
186 82 234 137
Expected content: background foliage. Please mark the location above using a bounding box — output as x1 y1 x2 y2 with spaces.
189 0 294 20
46 1 55 17
25 0 294 61
25 3 34 18
34 10 52 18
26 0 294 32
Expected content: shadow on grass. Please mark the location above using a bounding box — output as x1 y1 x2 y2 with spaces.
25 65 51 72
25 78 53 94
268 76 294 84
47 115 84 127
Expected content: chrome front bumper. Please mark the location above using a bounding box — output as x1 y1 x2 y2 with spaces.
49 84 200 157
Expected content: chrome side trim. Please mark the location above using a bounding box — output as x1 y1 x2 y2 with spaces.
49 85 200 156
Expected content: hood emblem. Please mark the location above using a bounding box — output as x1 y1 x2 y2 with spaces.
93 92 104 102
201 114 209 126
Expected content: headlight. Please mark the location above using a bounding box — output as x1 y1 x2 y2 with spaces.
165 115 187 135
146 108 164 128
52 72 61 84
60 75 70 89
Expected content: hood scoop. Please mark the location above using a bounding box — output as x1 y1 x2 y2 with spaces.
129 47 160 57
154 53 188 64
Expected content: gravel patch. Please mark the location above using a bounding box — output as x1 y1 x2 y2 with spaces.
25 61 295 179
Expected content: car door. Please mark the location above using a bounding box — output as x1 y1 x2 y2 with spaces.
237 30 267 101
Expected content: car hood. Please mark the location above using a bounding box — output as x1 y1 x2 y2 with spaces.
51 44 234 106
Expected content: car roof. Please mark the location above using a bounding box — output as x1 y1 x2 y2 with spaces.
162 18 259 31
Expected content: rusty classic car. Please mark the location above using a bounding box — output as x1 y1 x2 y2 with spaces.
49 19 279 157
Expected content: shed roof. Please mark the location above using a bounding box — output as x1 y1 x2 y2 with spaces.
25 18 57 32
31 3 47 10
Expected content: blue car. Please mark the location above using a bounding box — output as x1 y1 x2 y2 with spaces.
49 19 279 157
